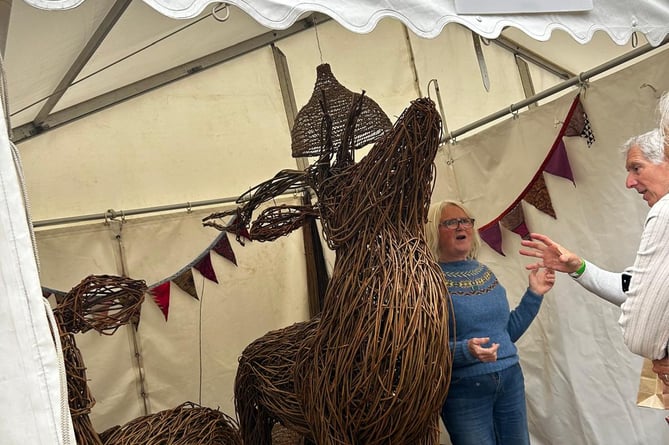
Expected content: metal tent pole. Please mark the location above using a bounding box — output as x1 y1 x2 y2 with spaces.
443 37 669 143
32 195 241 228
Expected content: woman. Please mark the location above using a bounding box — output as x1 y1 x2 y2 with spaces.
425 200 555 445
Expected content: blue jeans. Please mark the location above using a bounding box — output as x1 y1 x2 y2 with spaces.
441 363 530 445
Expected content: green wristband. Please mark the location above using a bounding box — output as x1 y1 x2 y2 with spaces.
569 259 586 278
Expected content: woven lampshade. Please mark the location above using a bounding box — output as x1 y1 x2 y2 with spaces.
290 63 391 158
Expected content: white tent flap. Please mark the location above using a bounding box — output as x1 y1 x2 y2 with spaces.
25 0 669 45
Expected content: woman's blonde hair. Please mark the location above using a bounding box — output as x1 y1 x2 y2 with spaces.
425 200 480 261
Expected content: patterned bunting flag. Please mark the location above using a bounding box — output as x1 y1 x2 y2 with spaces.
150 281 171 320
172 269 198 299
580 115 595 147
212 232 237 265
564 96 595 147
523 174 556 218
500 203 530 239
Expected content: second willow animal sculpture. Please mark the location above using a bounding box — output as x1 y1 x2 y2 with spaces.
204 65 452 444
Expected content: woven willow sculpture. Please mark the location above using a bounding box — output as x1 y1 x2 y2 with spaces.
99 402 242 445
295 97 451 444
54 275 243 445
53 274 147 445
205 66 452 444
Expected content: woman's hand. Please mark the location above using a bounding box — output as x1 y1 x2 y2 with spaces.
520 233 582 274
468 337 499 362
529 267 556 295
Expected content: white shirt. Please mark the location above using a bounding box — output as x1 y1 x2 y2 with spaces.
575 193 669 359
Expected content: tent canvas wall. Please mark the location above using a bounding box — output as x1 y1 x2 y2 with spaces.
3 1 669 444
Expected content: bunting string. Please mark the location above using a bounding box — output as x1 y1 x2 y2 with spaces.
478 93 594 255
43 230 245 321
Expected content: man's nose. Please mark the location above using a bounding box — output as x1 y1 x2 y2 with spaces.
625 173 637 189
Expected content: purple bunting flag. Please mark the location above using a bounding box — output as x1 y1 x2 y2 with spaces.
544 140 575 184
194 252 219 283
478 222 505 256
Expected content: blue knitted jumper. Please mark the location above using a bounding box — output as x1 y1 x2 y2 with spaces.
440 260 543 378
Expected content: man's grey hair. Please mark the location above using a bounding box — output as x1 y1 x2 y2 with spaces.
622 128 665 165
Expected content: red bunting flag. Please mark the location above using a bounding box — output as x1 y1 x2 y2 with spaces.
150 281 171 320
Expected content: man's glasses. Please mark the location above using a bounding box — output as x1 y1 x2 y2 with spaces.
439 217 475 230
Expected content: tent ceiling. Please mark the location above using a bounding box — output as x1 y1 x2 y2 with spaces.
6 1 669 143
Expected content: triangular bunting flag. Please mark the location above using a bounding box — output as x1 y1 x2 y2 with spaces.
564 97 586 137
523 174 556 218
225 211 253 246
239 225 252 242
563 95 595 147
194 252 219 283
479 222 505 256
500 203 530 239
150 281 171 320
212 233 237 266
580 113 596 147
544 140 575 183
172 269 199 300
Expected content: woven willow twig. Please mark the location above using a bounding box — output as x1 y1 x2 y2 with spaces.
55 275 244 445
53 275 147 445
272 423 307 445
99 401 242 445
250 205 320 242
290 63 391 158
203 169 312 242
235 319 319 444
56 274 146 335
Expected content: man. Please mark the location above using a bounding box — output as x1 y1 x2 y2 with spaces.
519 126 669 383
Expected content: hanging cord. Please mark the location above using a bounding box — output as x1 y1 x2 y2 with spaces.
211 2 230 22
198 276 205 405
427 78 464 202
43 298 73 445
109 217 150 416
313 17 324 64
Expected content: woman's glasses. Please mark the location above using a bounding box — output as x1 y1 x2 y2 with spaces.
439 217 475 230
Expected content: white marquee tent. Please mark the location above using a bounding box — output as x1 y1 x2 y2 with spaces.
3 1 669 444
